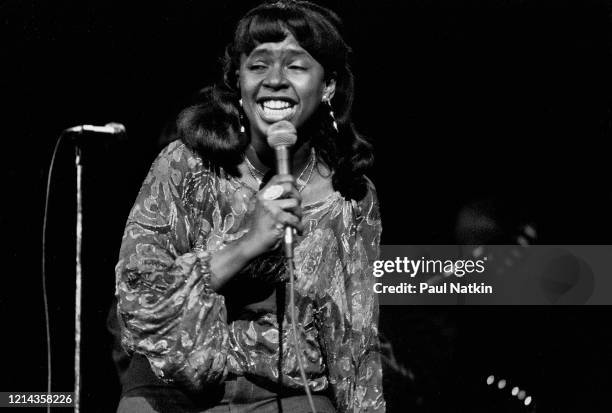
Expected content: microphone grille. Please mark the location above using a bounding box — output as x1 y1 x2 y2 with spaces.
267 121 297 148
105 122 126 134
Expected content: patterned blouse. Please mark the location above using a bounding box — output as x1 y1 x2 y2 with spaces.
115 140 385 412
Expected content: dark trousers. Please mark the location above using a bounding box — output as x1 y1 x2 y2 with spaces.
117 375 336 413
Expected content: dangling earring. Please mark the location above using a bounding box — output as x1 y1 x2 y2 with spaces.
325 98 338 132
238 99 245 134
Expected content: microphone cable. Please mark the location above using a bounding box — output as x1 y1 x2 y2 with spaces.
287 255 318 413
41 132 68 413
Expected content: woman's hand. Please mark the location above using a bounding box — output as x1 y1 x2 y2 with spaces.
207 174 303 290
241 174 304 259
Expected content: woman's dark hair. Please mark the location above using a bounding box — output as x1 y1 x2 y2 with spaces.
177 86 248 176
180 0 373 200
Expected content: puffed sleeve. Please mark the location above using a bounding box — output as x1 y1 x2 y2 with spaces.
115 141 234 390
322 179 386 412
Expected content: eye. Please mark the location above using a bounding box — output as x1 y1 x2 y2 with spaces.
287 58 310 71
288 64 307 71
247 62 268 71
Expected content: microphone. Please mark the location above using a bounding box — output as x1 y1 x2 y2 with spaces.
64 122 126 135
267 120 298 259
267 121 316 413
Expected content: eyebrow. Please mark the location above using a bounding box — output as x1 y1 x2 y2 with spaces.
247 48 311 59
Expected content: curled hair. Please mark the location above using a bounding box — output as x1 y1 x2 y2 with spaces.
181 0 374 200
177 86 248 176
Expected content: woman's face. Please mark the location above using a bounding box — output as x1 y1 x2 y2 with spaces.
238 34 335 144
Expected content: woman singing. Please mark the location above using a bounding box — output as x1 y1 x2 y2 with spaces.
115 1 385 412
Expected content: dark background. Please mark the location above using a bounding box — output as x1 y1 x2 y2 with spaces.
2 0 611 411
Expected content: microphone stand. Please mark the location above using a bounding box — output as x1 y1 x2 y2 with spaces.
43 125 122 413
74 145 83 413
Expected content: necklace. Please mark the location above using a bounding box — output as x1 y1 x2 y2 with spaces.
245 148 316 192
295 149 316 192
244 156 265 186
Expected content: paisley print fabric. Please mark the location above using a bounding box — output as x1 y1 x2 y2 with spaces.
115 140 385 412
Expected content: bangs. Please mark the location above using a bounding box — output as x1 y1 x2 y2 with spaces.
234 6 334 67
223 1 352 108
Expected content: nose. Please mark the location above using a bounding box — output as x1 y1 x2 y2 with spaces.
263 64 288 89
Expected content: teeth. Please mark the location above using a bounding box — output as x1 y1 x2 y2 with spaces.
262 100 292 109
259 100 295 121
262 106 294 120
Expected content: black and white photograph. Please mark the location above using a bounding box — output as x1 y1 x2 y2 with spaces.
2 0 612 411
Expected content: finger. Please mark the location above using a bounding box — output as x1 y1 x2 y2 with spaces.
270 198 302 218
279 183 301 202
259 179 300 203
276 211 304 232
262 181 300 200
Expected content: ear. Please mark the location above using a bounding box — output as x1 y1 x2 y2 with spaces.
322 78 336 102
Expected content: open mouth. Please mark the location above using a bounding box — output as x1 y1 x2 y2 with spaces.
257 99 297 122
